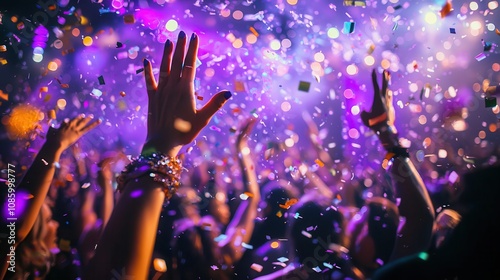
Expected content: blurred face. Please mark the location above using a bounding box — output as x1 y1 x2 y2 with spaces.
41 204 59 250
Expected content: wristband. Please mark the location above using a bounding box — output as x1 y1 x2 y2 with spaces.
384 146 410 161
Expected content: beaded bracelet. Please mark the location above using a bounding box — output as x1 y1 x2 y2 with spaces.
116 153 182 199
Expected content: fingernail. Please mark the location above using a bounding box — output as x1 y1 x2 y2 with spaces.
89 114 94 119
223 91 232 100
191 33 196 40
143 59 149 67
179 31 186 39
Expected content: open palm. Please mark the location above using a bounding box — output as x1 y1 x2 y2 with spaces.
142 31 231 156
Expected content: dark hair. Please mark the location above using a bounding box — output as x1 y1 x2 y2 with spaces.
289 199 344 266
365 200 399 264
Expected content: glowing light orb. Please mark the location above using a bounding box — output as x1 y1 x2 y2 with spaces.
83 36 93 46
314 52 325 62
364 55 375 66
327 27 340 39
270 39 281 50
33 53 43 62
165 19 178 32
48 61 58 71
281 101 291 112
346 64 358 75
424 12 437 25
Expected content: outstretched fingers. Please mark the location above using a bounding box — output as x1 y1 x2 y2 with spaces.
144 59 157 129
169 32 187 80
182 33 199 83
80 119 102 134
158 40 173 88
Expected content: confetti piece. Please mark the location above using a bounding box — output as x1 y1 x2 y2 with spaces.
367 44 375 54
43 94 52 102
448 171 459 184
277 257 289 263
136 68 144 74
123 14 136 24
486 86 500 96
250 263 263 272
91 88 103 97
40 87 48 93
234 81 246 92
440 1 452 18
48 109 56 120
244 191 254 198
315 159 325 167
496 29 500 36
343 21 355 34
119 91 126 97
298 81 311 92
483 42 493 52
343 0 366 6
449 28 456 34
196 95 204 101
475 53 486 61
116 42 123 48
301 230 312 238
0 90 8 101
0 45 6 52
485 97 497 108
276 211 282 217
98 75 105 85
249 26 259 37
0 58 7 65
153 258 167 272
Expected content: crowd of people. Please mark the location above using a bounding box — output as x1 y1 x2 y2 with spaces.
1 31 499 280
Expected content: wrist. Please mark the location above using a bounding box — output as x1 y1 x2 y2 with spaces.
41 141 64 158
142 142 181 157
374 124 399 151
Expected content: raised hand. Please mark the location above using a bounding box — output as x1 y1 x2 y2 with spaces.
142 31 231 156
360 69 395 130
97 157 114 189
236 117 257 149
46 115 101 151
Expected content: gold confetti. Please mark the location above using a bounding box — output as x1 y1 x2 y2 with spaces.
5 104 43 139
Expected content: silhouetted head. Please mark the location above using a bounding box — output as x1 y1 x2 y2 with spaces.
347 197 399 271
288 194 344 270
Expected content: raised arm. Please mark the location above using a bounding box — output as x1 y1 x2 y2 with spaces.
0 115 100 278
361 69 435 260
220 118 261 264
85 31 231 280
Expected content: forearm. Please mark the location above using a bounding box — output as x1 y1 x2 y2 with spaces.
14 141 63 242
86 176 165 279
304 168 333 198
389 156 435 260
101 185 114 226
221 148 260 263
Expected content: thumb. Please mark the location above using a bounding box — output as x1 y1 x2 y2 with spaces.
198 90 232 125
